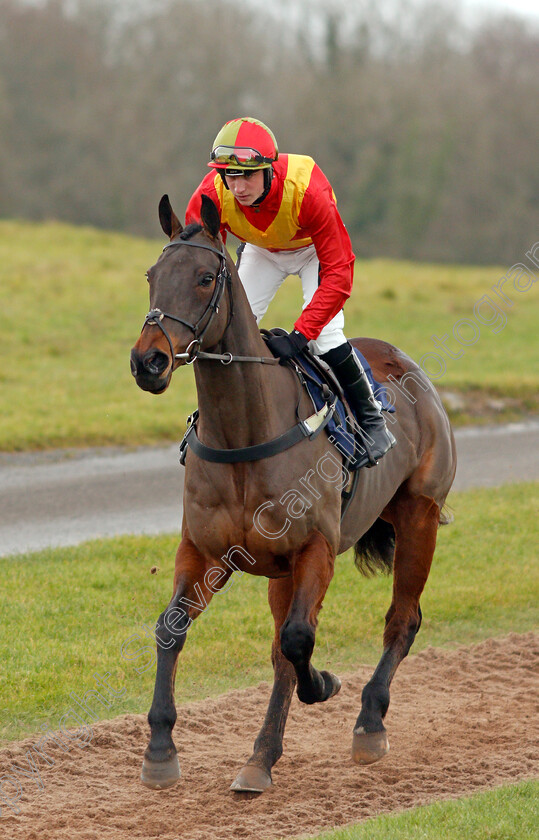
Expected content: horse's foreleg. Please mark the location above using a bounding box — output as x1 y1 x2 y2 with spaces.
230 577 296 793
280 530 341 705
352 494 440 765
141 534 227 789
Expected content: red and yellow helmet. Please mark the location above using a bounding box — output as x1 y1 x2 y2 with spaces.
209 117 279 171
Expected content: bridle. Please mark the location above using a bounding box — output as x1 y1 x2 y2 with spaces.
141 236 278 366
142 237 233 365
139 234 338 466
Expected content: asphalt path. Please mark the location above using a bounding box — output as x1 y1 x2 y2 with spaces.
0 420 538 558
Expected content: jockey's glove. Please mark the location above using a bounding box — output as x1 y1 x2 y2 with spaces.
266 329 309 364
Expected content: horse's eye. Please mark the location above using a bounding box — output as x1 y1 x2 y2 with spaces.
199 274 214 288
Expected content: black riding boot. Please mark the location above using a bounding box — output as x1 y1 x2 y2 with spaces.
321 342 396 467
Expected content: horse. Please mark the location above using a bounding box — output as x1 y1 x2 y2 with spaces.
130 193 457 793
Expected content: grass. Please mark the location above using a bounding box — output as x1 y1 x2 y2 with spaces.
292 780 538 840
0 481 537 743
0 219 538 451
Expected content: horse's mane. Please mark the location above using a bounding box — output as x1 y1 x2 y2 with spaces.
180 223 203 240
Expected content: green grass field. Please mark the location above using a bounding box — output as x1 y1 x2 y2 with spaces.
294 780 538 840
1 481 537 744
1 219 538 451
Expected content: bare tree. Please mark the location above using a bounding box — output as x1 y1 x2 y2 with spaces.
0 0 537 263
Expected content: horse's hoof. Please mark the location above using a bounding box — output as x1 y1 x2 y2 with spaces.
298 670 342 705
141 754 181 789
351 728 389 764
230 764 272 793
321 670 342 700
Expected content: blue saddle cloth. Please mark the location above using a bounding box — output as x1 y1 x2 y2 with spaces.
299 348 395 464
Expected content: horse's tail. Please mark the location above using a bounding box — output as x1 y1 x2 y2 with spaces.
353 503 454 576
353 518 395 577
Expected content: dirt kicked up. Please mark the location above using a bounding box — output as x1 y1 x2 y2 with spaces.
1 632 537 840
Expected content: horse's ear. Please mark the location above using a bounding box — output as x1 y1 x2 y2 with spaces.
159 194 183 239
200 194 221 240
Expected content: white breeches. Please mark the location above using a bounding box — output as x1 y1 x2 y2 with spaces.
237 243 346 355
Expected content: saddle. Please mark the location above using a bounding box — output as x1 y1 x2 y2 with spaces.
260 329 396 519
261 328 394 475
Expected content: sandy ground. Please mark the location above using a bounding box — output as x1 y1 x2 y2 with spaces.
1 632 537 840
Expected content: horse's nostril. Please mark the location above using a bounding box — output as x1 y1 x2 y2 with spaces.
130 349 143 378
144 350 169 376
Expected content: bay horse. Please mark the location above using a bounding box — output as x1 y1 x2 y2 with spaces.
130 194 457 793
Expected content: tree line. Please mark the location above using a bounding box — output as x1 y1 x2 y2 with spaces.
1 0 538 264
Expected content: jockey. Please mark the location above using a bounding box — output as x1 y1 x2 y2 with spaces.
186 117 395 465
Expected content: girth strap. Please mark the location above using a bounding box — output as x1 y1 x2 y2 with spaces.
179 402 335 465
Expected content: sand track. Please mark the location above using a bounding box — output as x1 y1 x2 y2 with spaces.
1 632 537 840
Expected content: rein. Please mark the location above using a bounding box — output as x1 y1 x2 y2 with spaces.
143 237 279 366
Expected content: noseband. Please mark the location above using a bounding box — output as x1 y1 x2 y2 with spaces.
143 238 232 364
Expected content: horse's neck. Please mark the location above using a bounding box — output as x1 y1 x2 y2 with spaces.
194 282 292 449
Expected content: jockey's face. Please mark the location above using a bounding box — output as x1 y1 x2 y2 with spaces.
225 169 265 206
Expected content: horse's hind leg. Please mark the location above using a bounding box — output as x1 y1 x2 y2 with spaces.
141 533 226 789
230 577 296 793
352 494 440 765
281 530 341 705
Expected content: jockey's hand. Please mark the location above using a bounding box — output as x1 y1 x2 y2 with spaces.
266 330 309 364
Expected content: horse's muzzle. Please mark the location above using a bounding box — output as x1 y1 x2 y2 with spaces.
130 347 171 393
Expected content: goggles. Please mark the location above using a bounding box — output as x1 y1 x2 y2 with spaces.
224 168 258 177
210 145 274 168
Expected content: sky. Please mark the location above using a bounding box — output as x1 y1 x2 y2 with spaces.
467 0 539 19
254 0 539 26
118 0 539 25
